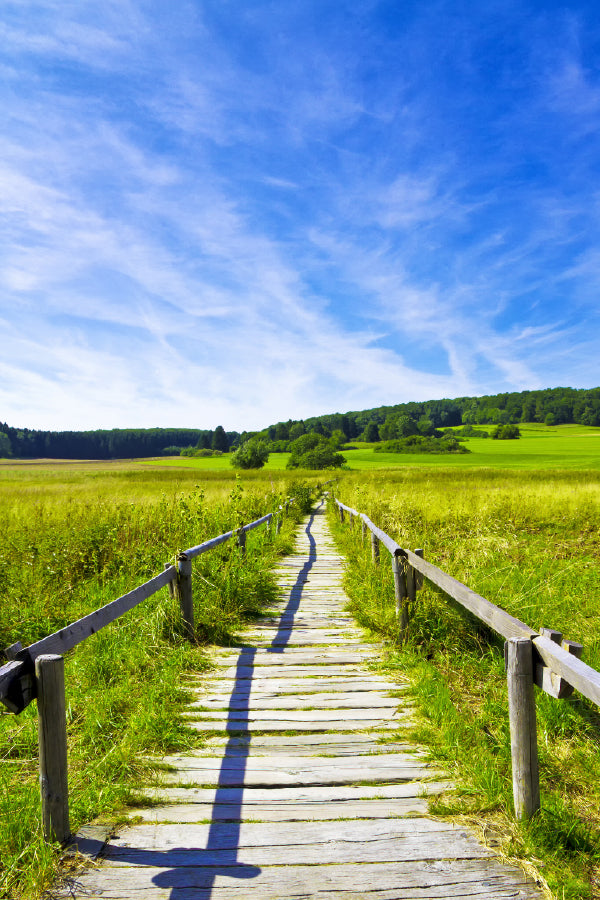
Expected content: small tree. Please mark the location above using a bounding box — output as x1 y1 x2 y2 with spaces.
329 429 347 449
212 425 229 452
0 432 11 458
231 439 270 469
287 433 344 470
289 421 306 440
363 422 380 442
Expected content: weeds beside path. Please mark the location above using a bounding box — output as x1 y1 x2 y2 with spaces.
329 469 600 899
0 464 314 899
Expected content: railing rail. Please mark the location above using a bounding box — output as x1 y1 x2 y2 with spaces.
0 498 294 843
332 495 597 820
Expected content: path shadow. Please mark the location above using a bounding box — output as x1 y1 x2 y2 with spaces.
109 503 322 897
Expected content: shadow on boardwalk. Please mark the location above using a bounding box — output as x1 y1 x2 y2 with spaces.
109 508 320 898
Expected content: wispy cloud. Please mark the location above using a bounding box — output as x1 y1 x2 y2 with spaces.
1 1 600 430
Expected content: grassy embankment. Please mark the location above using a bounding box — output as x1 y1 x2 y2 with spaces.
0 461 319 899
329 466 600 899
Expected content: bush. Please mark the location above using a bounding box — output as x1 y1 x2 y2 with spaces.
286 433 345 469
491 424 521 440
231 439 270 469
375 436 470 454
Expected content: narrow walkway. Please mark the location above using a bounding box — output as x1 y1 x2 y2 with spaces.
65 503 546 898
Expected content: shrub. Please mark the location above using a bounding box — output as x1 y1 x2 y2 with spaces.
491 424 521 440
286 433 345 469
231 439 270 469
375 436 470 454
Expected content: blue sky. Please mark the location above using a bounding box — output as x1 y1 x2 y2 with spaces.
2 0 600 431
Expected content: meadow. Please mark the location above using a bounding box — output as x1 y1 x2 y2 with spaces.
2 424 600 898
0 461 320 898
148 423 600 472
329 468 600 899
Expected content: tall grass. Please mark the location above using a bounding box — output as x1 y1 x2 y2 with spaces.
330 469 600 900
0 463 313 899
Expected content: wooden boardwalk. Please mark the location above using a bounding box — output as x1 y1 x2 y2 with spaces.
64 502 546 899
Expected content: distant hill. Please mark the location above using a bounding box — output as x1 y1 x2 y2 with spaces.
1 386 599 459
253 386 600 444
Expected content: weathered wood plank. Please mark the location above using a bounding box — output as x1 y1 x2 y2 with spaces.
204 665 374 678
187 718 405 732
54 858 545 899
194 678 396 693
190 694 402 710
157 765 438 787
144 781 453 804
130 797 433 823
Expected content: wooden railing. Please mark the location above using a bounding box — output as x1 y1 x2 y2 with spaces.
332 496 600 820
0 501 293 844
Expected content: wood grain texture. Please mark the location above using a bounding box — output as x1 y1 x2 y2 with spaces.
36 654 70 843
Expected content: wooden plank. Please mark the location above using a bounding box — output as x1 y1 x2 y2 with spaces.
187 719 403 732
102 838 492 868
185 707 407 722
195 678 396 693
130 797 434 822
204 665 374 679
190 695 402 710
162 750 430 769
158 761 436 786
182 512 274 560
212 650 376 664
144 781 453 804
106 814 485 845
53 858 545 899
198 733 413 751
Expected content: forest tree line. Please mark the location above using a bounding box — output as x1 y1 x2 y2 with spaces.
1 386 598 459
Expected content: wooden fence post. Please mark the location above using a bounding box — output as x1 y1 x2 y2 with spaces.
339 505 345 524
371 532 380 564
506 637 540 820
275 515 282 535
176 553 195 640
392 553 409 636
361 519 366 543
237 526 247 556
36 654 70 844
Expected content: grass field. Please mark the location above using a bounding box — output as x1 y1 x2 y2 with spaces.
147 423 600 472
0 462 318 898
2 436 600 898
329 468 600 899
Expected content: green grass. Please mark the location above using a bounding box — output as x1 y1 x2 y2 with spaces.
145 453 292 470
0 462 313 898
147 424 600 472
341 424 600 469
329 469 600 898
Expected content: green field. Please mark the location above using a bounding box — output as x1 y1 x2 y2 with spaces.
2 443 600 898
330 467 600 898
148 424 600 472
0 462 317 899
